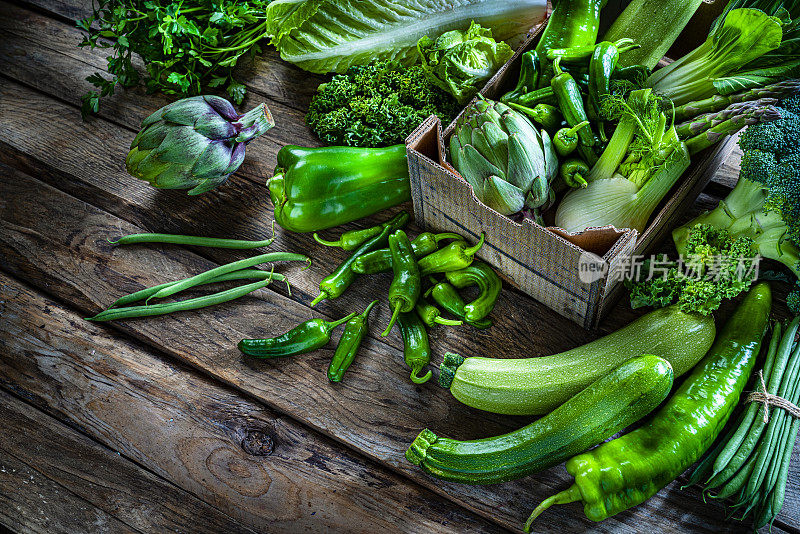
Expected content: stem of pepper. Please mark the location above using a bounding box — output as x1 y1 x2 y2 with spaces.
410 366 433 384
312 234 342 248
382 301 403 337
434 316 463 326
326 312 358 330
525 485 582 532
464 233 486 257
434 232 463 244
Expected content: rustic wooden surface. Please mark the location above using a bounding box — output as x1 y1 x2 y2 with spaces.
0 0 797 532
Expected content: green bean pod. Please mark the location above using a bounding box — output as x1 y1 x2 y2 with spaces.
397 311 432 384
238 312 357 358
444 261 501 323
526 283 771 527
327 300 378 382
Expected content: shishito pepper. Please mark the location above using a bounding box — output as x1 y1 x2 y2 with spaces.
238 312 357 358
507 102 563 133
444 261 501 322
417 234 485 277
545 38 638 64
268 144 411 233
382 230 422 336
560 159 591 189
427 278 492 329
327 300 379 383
550 57 598 165
589 41 623 118
313 226 382 251
525 283 771 528
351 232 461 275
501 50 540 104
397 311 433 384
415 298 463 327
554 121 591 157
311 212 409 306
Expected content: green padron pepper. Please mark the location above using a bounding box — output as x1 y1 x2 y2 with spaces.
269 144 411 233
328 300 379 382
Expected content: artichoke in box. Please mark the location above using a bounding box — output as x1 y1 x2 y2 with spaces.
449 98 558 219
126 95 274 195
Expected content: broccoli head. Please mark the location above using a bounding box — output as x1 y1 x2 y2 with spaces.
305 61 458 147
628 224 757 315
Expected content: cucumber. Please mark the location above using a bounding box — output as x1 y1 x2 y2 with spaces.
440 306 714 415
406 355 674 484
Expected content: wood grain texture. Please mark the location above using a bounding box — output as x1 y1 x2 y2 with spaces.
0 271 504 534
0 388 257 534
2 155 797 534
0 1 796 532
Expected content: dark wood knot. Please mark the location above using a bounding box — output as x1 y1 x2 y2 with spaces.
241 430 274 456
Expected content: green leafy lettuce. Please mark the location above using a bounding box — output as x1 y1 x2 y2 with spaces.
265 0 546 74
417 21 513 104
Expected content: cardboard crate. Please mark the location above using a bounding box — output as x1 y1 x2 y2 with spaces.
406 6 736 328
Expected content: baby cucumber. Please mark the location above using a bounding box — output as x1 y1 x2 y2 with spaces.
407 355 674 484
440 306 714 415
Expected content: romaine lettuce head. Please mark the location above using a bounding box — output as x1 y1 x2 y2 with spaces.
267 0 546 74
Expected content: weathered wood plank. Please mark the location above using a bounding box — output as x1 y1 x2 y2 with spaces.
0 271 506 534
0 389 257 534
2 160 797 533
0 441 139 534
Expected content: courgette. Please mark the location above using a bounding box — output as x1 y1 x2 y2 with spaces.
406 355 673 484
440 306 714 415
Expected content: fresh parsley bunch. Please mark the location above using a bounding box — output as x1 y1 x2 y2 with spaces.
77 0 270 117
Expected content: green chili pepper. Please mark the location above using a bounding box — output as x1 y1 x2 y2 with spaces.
501 51 540 103
554 121 591 157
268 144 411 233
545 38 638 63
382 230 422 336
238 311 358 359
510 86 558 108
507 103 563 133
443 261 501 323
426 278 492 329
559 159 591 189
550 57 598 166
396 311 433 384
311 212 409 306
327 300 379 383
417 234 485 277
525 283 771 528
589 41 622 118
313 226 382 251
534 0 606 88
415 297 463 327
351 232 461 275
611 65 649 86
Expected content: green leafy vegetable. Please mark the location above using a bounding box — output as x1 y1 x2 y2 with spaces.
266 0 546 74
626 224 757 315
417 21 513 104
647 5 800 106
305 61 458 147
77 0 270 117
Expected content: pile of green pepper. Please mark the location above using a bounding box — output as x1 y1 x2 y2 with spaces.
501 36 648 182
238 212 502 385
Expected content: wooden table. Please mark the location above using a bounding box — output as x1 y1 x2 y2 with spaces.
0 1 797 532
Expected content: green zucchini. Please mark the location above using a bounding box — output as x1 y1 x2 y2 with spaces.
440 306 714 415
406 355 673 484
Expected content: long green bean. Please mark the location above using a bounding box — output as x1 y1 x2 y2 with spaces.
149 252 309 301
110 226 276 249
110 269 290 308
87 277 275 321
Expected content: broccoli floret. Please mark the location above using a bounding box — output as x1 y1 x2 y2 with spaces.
788 283 800 314
628 224 756 315
305 61 458 147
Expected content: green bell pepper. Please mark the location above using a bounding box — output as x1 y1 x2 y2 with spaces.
268 144 411 233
